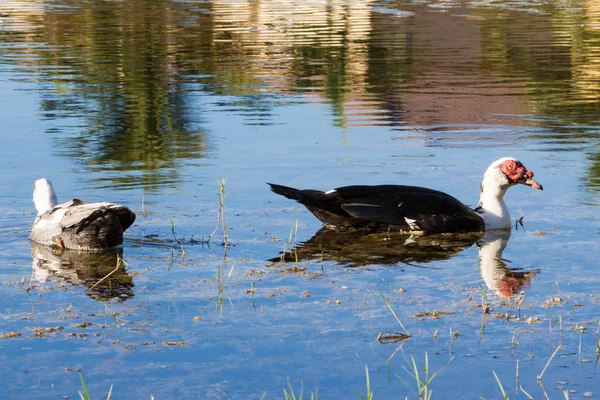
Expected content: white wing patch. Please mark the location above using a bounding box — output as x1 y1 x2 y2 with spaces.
404 217 419 230
325 189 336 195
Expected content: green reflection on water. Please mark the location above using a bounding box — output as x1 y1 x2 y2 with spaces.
477 1 600 189
1 0 599 190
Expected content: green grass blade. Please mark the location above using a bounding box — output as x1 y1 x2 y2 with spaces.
283 388 293 400
78 374 90 400
365 365 371 399
355 365 373 400
284 378 298 400
492 371 508 400
411 356 423 394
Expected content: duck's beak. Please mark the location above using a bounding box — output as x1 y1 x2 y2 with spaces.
518 171 543 190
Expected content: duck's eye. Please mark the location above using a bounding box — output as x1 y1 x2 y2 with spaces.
507 164 513 169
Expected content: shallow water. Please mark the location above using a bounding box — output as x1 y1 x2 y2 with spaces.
0 0 599 398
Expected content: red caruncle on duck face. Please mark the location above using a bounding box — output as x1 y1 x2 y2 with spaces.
499 159 531 183
498 159 543 190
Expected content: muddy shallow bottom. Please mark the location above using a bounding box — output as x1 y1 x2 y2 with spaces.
1 194 598 399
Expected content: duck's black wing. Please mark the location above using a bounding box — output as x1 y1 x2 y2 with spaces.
334 185 484 233
268 183 484 233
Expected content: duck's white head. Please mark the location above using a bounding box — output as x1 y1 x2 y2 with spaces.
33 178 58 216
477 158 543 230
481 157 543 195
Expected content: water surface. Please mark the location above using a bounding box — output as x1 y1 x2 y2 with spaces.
0 0 599 398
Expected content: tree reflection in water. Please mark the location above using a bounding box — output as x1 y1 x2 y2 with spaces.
1 0 599 188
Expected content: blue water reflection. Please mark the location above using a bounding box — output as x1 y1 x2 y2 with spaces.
0 0 598 398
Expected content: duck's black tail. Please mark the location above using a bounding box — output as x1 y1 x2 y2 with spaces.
267 183 306 201
268 183 358 228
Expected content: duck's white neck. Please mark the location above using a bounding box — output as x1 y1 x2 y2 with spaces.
476 167 512 230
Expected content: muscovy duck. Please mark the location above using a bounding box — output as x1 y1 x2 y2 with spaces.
268 157 542 233
29 178 136 250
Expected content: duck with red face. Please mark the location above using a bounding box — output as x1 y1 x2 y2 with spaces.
268 157 543 234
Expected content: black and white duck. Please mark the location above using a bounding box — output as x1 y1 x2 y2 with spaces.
268 157 542 234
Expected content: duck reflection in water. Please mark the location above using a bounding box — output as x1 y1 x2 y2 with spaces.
270 228 482 268
30 242 135 302
477 231 539 298
270 228 538 297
